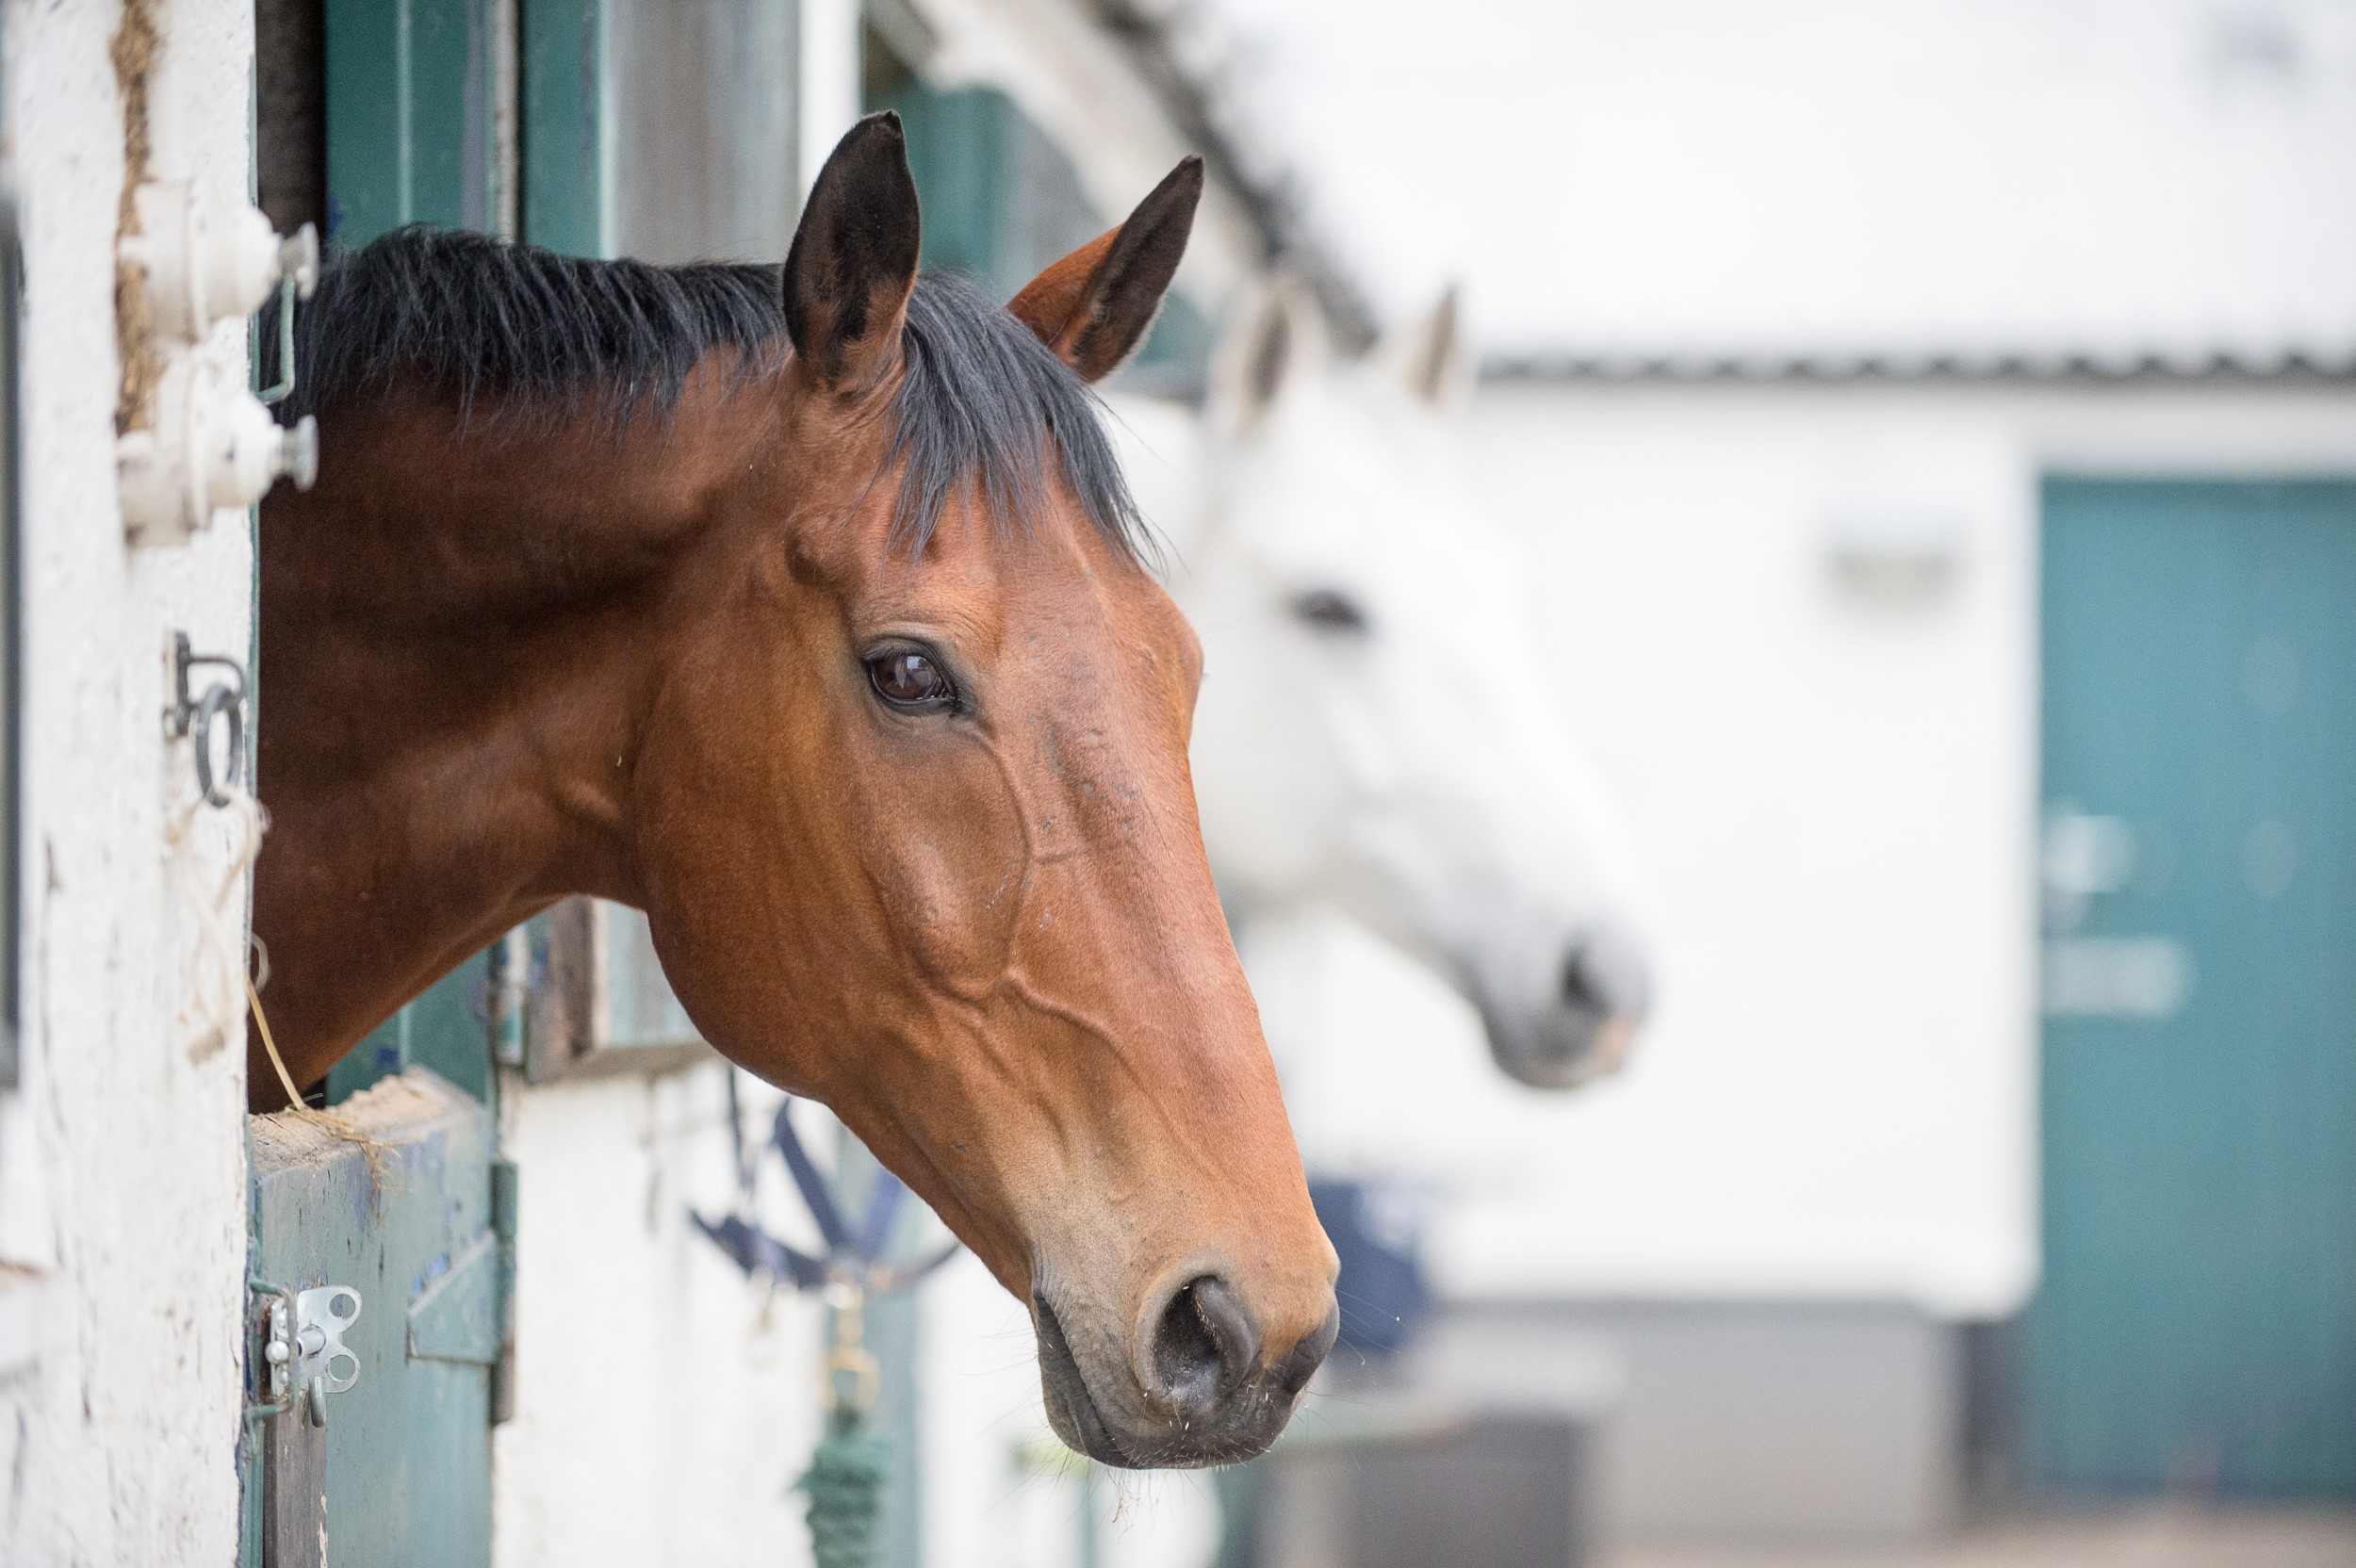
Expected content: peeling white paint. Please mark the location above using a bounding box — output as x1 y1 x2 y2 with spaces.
0 1 259 1560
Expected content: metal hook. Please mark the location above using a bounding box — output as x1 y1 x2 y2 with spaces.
189 680 245 807
167 632 249 808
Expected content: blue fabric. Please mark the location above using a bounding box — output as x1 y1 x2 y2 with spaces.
1309 1178 1431 1358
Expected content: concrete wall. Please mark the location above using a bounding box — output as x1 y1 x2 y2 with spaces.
1407 1299 1960 1548
0 0 261 1560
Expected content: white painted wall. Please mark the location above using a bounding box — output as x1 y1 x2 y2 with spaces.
799 0 862 199
494 1067 827 1568
1197 0 2356 369
920 1250 1222 1568
1251 377 2356 1319
0 0 262 1560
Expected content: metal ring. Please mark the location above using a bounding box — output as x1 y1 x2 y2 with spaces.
190 682 244 808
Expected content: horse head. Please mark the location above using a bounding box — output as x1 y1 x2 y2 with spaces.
1161 276 1654 1089
258 117 1335 1468
630 122 1336 1465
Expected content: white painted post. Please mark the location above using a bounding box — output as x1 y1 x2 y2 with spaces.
798 0 861 201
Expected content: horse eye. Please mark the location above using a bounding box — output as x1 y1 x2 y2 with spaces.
1289 587 1369 634
865 648 956 710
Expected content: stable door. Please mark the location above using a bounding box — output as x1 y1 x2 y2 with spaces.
2031 478 2356 1498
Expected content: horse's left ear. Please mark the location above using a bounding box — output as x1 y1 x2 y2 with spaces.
1008 156 1203 383
1378 286 1474 409
784 113 922 393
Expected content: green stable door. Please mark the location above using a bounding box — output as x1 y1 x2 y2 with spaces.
2031 478 2356 1498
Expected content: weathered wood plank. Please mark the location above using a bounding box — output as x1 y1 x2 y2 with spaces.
251 1069 497 1568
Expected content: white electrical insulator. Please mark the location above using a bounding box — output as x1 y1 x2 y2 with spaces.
119 358 319 547
119 180 319 343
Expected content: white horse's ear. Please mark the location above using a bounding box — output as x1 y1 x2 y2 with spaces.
1378 286 1473 410
1207 272 1327 434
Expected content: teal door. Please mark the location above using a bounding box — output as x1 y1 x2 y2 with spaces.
2030 478 2356 1498
321 0 603 254
250 1071 514 1567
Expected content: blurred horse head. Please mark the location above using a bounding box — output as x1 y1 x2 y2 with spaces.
1118 278 1653 1089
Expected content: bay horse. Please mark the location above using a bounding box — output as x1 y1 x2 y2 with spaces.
253 114 1337 1469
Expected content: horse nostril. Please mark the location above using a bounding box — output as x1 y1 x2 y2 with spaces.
1561 948 1609 1016
1152 1276 1259 1413
1277 1301 1340 1396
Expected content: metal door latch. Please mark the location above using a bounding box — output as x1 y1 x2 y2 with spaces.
262 1285 362 1428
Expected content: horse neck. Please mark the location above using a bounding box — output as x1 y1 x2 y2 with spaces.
254 386 776 1086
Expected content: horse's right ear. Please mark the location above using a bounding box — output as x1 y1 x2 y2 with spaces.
1206 273 1327 434
1008 157 1203 383
1378 286 1474 409
784 113 922 394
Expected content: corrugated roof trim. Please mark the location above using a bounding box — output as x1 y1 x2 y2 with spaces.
1482 345 2356 385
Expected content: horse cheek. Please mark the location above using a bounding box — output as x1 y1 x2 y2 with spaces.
860 753 1030 994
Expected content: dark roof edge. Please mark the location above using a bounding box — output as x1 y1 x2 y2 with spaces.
1088 0 1379 353
1481 349 2356 387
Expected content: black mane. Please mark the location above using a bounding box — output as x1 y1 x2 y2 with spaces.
283 226 1145 558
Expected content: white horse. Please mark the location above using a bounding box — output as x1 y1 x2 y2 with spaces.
1111 280 1654 1089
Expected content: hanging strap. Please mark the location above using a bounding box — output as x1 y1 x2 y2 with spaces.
691 1084 958 1296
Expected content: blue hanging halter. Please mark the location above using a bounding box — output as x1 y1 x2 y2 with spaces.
690 1083 958 1295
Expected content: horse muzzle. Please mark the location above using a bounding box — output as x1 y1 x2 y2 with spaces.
1476 925 1653 1090
1032 1269 1339 1468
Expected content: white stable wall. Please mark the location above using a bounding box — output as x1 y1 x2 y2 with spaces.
1257 376 2356 1318
0 0 262 1560
493 1067 827 1568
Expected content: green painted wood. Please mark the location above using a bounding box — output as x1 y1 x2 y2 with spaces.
324 0 496 247
325 954 494 1105
273 12 544 1557
871 83 1099 306
522 0 603 255
409 1233 502 1363
252 1070 499 1565
2030 478 2356 1499
322 0 400 244
871 79 1212 391
1127 290 1210 380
